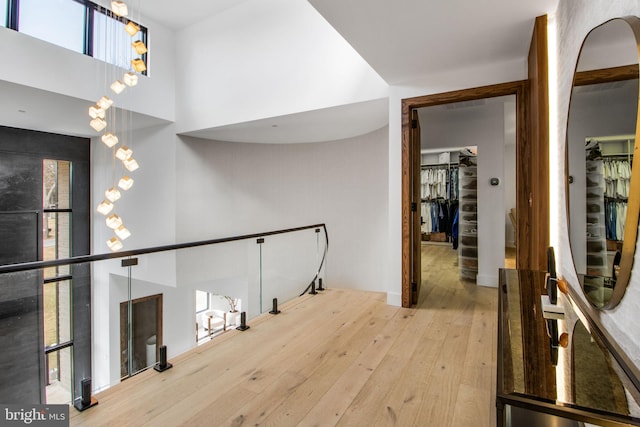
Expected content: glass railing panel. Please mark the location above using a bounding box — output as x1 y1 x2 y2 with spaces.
260 227 324 314
120 239 255 375
0 224 328 405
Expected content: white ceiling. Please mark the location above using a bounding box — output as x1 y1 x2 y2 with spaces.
141 1 558 85
0 80 170 138
172 0 558 142
307 0 559 85
0 0 560 143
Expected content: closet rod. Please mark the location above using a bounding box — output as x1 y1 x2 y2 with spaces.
588 134 635 143
421 197 457 203
604 196 629 202
421 163 459 169
600 154 634 159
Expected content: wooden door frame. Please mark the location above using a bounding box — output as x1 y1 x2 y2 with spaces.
119 293 163 378
401 81 528 307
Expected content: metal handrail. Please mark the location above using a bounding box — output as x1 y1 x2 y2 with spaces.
300 224 330 296
0 223 329 275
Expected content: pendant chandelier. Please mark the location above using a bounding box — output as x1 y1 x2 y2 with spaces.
90 1 147 252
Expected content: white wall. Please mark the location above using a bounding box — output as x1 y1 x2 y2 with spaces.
504 101 517 248
552 0 640 371
174 0 388 134
420 102 508 286
175 127 389 293
0 14 176 122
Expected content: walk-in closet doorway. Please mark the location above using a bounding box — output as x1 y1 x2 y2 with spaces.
417 97 516 289
401 81 528 306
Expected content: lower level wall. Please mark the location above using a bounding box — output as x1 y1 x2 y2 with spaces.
175 126 390 293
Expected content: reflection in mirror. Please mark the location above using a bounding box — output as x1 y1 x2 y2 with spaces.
572 321 629 415
567 18 640 308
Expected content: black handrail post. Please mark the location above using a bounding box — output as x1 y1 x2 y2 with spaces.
269 298 281 314
74 378 98 412
154 345 172 372
317 278 325 291
236 312 250 331
309 280 318 295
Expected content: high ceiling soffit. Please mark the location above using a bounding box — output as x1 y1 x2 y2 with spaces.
307 0 559 85
139 0 559 85
3 0 560 142
181 98 389 144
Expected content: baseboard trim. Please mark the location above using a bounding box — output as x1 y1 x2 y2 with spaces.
476 274 498 288
387 291 402 307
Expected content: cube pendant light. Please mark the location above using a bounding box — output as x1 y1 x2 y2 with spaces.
125 22 140 37
89 105 105 119
111 1 128 17
123 157 139 172
115 225 131 240
97 200 114 215
106 213 123 229
90 118 107 132
107 236 123 252
101 132 119 148
132 40 147 55
118 176 134 190
97 96 113 110
131 58 147 73
115 146 133 160
123 72 138 87
110 80 126 94
105 187 121 202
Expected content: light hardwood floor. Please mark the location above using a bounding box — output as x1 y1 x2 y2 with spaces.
71 245 498 427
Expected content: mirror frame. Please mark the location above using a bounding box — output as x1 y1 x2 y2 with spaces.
566 16 640 309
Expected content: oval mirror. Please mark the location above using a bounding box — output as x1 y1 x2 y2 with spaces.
567 17 640 309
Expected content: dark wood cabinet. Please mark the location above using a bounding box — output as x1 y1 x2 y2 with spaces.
497 269 640 426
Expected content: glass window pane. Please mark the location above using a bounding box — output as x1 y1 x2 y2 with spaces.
43 159 57 209
93 11 146 71
57 160 71 209
44 280 72 347
196 290 209 312
19 0 85 54
46 347 72 404
43 159 70 210
1 0 7 27
43 212 71 278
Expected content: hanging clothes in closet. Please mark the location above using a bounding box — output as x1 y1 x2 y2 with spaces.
605 200 627 241
420 164 459 238
601 158 631 242
421 167 448 199
603 159 631 198
421 199 458 238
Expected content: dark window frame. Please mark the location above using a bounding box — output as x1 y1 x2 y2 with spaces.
4 0 148 75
